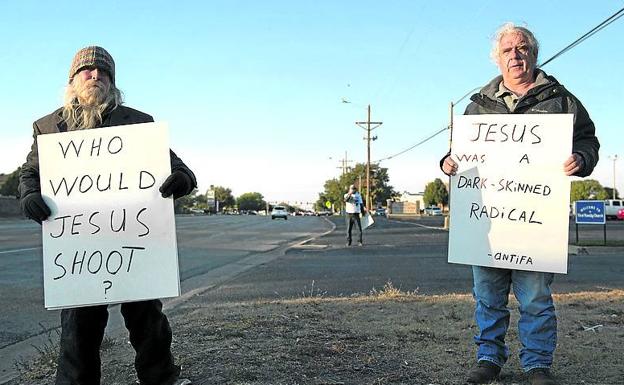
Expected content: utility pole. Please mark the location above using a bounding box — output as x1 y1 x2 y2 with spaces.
444 102 454 229
609 155 619 199
355 104 382 210
444 87 478 228
336 151 353 176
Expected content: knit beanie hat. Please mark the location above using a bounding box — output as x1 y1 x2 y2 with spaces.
68 46 115 84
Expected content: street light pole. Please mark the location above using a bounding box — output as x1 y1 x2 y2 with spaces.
609 155 619 199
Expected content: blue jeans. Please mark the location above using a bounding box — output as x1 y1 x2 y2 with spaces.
472 266 557 371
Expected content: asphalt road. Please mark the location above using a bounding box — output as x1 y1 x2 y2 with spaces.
1 214 622 382
0 214 331 379
186 215 624 304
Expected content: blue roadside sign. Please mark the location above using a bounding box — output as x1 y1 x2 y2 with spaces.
575 200 606 224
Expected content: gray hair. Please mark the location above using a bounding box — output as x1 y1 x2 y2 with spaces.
62 81 123 130
490 22 539 63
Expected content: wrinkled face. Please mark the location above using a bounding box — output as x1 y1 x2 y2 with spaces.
496 32 536 83
72 66 111 106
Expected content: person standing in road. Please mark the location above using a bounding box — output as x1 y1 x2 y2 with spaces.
440 23 599 385
344 184 365 246
19 46 195 385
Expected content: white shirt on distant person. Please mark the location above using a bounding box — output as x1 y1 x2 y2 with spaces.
344 191 363 214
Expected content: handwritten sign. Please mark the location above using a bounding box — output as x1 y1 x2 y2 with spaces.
448 114 573 274
38 122 180 309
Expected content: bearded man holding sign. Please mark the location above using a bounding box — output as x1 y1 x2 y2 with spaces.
440 24 599 385
19 47 195 385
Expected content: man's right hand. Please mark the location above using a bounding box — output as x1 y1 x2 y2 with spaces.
442 155 458 176
20 192 51 224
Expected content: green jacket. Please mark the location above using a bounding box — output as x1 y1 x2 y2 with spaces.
19 105 197 199
460 69 600 177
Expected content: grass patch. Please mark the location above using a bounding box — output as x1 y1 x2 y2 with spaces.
11 289 624 385
13 325 117 382
14 326 59 381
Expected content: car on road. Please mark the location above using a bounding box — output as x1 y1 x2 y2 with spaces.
375 207 386 217
271 206 288 220
605 199 623 220
424 206 442 216
617 208 624 220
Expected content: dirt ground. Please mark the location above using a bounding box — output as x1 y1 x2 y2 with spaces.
11 285 624 385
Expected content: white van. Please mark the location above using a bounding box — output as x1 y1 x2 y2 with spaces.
605 199 623 219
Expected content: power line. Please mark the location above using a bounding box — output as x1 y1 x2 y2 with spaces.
540 6 624 67
375 126 447 162
376 6 624 163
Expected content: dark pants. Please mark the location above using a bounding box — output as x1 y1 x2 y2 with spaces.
55 300 180 385
346 213 362 244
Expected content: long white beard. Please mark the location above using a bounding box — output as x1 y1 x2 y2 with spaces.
67 105 105 131
63 81 114 130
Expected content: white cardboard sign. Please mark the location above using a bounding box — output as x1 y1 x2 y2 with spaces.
362 212 375 229
448 114 573 274
38 122 180 309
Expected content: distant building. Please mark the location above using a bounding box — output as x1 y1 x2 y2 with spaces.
388 191 424 215
399 191 424 205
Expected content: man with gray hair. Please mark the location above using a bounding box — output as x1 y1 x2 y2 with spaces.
19 46 195 385
440 24 599 385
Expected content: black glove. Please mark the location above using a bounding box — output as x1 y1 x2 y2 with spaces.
159 171 193 199
20 192 51 224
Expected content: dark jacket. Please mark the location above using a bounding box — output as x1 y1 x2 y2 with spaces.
441 69 600 177
19 105 197 199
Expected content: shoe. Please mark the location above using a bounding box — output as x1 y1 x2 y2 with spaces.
136 379 191 385
358 241 363 246
346 241 351 246
527 368 556 385
466 360 501 383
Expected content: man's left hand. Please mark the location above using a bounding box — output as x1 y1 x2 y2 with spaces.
159 171 194 199
564 153 585 176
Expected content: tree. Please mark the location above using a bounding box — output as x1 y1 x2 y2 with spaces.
213 185 235 211
369 166 395 205
315 178 345 212
314 194 332 212
423 178 448 207
570 180 608 202
174 188 199 214
0 168 20 197
604 187 620 200
237 192 265 211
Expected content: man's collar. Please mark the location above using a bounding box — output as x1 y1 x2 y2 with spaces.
495 70 549 98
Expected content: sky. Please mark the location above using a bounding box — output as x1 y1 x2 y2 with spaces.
1 1 623 205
